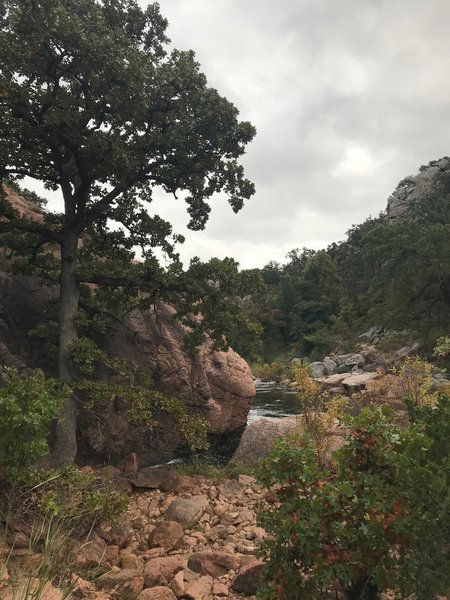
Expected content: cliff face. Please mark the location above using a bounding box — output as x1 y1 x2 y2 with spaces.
386 157 450 220
0 187 255 466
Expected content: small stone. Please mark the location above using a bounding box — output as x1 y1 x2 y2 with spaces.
212 580 229 596
148 521 184 551
144 556 187 587
170 569 185 597
218 480 241 497
121 553 142 570
185 575 213 600
232 561 265 596
138 586 177 600
165 496 209 529
237 474 255 486
96 569 144 598
187 551 241 577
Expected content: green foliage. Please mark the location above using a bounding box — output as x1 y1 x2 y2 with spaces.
0 368 67 477
249 358 290 382
0 0 257 462
257 390 450 600
397 355 438 408
1 466 128 598
334 175 450 344
173 256 263 356
32 466 128 527
434 335 450 358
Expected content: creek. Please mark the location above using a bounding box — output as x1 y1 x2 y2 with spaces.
247 380 301 422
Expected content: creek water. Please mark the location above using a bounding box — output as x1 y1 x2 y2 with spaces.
247 380 301 422
175 381 302 466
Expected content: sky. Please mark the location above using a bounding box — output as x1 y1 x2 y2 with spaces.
34 0 450 269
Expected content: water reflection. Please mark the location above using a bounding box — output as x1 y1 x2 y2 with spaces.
248 380 301 422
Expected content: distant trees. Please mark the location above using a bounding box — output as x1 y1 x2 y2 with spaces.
333 173 450 347
247 171 450 360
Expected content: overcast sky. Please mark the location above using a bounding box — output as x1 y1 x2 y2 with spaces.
39 0 450 269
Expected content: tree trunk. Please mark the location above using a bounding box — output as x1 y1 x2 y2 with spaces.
347 578 379 600
50 229 80 467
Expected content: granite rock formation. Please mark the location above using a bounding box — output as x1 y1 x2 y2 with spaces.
386 156 449 220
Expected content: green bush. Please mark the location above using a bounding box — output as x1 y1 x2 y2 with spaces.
257 398 450 599
0 368 67 478
249 358 289 381
34 466 128 528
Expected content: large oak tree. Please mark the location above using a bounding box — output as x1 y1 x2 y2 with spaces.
0 0 256 464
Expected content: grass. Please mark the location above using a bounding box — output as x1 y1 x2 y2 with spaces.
173 457 255 480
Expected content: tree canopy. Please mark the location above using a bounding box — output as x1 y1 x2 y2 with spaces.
0 0 257 465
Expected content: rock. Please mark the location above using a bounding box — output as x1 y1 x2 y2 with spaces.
212 580 229 596
159 475 201 494
96 569 144 597
335 353 365 368
121 554 143 570
237 474 255 486
358 326 384 342
144 556 187 587
342 372 379 390
185 575 214 599
394 344 419 360
97 522 133 548
386 157 450 220
187 551 241 577
138 587 177 600
317 373 352 387
170 570 185 597
36 581 63 600
129 467 172 490
73 539 107 568
221 507 254 526
118 452 139 473
148 521 184 551
308 361 327 378
323 356 338 374
165 496 209 529
218 479 241 497
230 416 303 467
232 561 265 596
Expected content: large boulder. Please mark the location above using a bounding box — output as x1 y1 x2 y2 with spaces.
230 415 345 468
230 416 303 467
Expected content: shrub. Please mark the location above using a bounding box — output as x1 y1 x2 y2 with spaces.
0 368 67 478
257 397 450 600
249 358 289 382
31 466 128 528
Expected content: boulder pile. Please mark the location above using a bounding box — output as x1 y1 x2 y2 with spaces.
1 465 268 600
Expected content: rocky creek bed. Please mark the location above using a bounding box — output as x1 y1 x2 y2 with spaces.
1 465 268 600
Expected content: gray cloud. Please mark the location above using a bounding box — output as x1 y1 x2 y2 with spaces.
146 0 449 268
31 0 450 269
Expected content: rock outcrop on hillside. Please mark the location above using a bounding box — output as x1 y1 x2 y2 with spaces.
386 156 449 220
